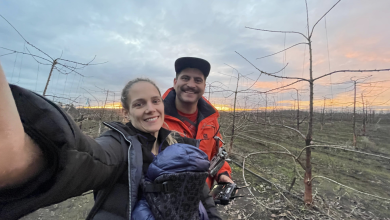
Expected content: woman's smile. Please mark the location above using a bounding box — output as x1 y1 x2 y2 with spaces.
144 116 159 122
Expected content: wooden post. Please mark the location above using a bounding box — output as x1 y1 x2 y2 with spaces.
353 81 357 146
296 89 300 130
43 59 57 96
228 73 240 155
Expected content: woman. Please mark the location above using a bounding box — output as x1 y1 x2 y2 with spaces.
0 63 221 220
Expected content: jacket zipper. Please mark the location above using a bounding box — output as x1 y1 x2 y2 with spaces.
127 142 132 220
102 122 133 219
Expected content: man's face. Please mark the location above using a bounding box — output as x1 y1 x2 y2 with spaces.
174 68 206 105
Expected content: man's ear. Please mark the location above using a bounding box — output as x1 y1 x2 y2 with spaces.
173 77 177 87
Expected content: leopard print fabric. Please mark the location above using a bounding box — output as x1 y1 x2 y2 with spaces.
142 172 209 220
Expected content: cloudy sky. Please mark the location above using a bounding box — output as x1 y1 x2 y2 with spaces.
1 0 390 111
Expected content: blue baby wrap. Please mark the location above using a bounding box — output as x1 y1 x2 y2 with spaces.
132 143 210 220
146 143 210 181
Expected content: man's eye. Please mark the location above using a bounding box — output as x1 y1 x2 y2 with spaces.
182 77 189 81
195 79 203 83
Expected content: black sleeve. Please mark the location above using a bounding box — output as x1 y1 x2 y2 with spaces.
201 183 222 220
0 85 127 220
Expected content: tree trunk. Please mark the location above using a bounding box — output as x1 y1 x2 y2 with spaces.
321 98 326 130
304 39 314 206
228 74 240 155
265 93 268 125
361 93 366 136
228 91 238 155
43 59 57 96
353 81 357 146
296 90 300 130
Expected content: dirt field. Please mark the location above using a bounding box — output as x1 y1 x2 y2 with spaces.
20 109 390 219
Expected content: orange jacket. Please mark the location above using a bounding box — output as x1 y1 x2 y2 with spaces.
162 88 232 188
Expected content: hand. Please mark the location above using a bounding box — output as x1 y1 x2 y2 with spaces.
218 175 234 184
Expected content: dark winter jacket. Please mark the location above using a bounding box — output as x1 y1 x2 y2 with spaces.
0 84 221 220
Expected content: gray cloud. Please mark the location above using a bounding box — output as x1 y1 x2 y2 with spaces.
1 0 390 110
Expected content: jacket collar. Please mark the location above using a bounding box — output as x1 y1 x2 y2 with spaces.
103 121 171 146
125 122 171 150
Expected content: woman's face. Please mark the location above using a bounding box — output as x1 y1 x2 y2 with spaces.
125 81 164 137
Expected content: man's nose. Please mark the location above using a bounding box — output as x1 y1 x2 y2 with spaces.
187 79 196 88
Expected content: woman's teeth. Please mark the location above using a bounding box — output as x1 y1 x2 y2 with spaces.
145 117 158 122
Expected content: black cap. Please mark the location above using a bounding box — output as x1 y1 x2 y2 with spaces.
175 57 211 78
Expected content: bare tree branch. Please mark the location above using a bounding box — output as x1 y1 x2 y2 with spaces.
236 133 293 155
0 14 54 60
81 88 100 107
45 95 80 104
297 144 390 161
0 51 16 57
0 47 52 64
237 73 263 92
257 42 308 60
236 80 305 94
55 63 85 77
305 0 310 36
310 176 390 201
310 0 342 38
57 55 108 66
236 51 308 81
245 26 308 40
280 124 306 140
25 47 52 65
313 69 390 81
264 80 306 93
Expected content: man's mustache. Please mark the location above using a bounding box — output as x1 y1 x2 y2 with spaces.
181 86 199 93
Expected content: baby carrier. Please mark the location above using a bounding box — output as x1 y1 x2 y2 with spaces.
134 143 210 220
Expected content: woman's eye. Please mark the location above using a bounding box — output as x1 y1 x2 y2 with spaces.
133 103 142 107
153 99 161 104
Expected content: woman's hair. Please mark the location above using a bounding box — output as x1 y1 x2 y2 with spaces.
164 122 178 145
166 133 178 145
121 78 177 146
121 78 161 111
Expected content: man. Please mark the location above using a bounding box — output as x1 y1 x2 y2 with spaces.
162 57 233 188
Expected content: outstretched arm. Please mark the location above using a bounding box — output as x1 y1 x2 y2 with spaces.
0 62 45 188
0 63 126 219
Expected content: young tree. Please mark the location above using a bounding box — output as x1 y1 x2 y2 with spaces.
237 0 390 205
220 64 286 155
0 14 105 97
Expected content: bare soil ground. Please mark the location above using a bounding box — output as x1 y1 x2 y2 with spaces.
21 110 390 219
218 111 390 220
